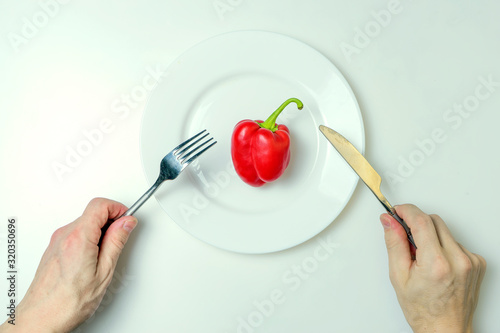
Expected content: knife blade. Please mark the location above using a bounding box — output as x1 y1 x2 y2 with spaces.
319 125 417 249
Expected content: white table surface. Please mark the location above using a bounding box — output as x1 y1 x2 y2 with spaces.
1 1 499 332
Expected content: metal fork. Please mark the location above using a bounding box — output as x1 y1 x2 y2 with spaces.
120 130 216 218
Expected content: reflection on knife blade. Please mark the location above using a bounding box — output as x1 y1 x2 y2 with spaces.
319 125 417 249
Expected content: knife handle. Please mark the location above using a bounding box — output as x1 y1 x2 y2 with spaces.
389 210 417 249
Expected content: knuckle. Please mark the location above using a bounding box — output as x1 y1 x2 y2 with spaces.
89 197 102 206
394 203 412 215
88 197 108 211
429 214 442 221
399 203 415 210
456 253 473 274
431 254 452 280
413 214 433 229
50 227 65 242
91 197 106 204
477 254 487 269
468 252 480 267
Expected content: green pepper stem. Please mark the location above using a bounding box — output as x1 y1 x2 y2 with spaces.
259 98 303 131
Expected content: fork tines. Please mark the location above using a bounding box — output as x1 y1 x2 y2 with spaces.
174 129 216 165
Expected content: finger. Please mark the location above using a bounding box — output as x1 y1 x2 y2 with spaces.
471 252 487 310
394 204 442 265
457 244 487 273
475 253 487 273
429 214 461 251
97 216 138 278
457 243 486 288
475 253 487 287
380 213 412 284
457 243 480 269
456 243 485 310
456 242 476 281
81 198 128 231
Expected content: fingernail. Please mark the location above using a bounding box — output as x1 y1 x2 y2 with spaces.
123 218 138 233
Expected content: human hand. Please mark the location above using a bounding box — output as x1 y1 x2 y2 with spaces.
380 204 486 333
0 198 138 333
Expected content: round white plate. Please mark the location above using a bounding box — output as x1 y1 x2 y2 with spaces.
140 31 364 254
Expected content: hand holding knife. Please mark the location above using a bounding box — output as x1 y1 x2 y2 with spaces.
319 125 417 249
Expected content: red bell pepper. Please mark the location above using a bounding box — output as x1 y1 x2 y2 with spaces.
231 98 303 187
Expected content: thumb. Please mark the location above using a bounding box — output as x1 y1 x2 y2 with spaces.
380 213 411 283
97 216 138 275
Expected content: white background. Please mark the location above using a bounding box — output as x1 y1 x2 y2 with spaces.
1 0 499 332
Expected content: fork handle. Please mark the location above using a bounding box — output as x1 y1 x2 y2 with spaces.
119 178 163 218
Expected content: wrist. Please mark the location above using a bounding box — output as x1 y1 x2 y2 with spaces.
0 321 15 333
0 304 57 333
412 323 469 333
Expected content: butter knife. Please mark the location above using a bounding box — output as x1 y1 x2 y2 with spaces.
319 125 417 249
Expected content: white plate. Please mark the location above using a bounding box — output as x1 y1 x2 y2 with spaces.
140 31 364 254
